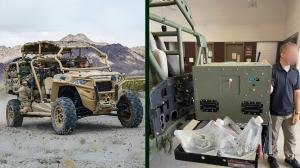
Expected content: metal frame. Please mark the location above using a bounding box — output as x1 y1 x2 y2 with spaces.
149 0 208 154
21 41 112 103
22 41 111 70
149 0 208 80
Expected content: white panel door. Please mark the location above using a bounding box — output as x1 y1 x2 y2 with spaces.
256 42 278 65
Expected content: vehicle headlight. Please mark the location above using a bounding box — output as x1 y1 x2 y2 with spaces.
74 79 87 85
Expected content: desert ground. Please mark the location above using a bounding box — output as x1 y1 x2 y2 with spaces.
0 91 145 168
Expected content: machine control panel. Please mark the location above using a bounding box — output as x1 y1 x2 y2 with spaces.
193 62 272 124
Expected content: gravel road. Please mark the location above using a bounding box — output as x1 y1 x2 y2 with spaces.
0 92 145 168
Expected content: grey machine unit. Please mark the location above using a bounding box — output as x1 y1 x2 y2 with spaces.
174 62 273 167
193 62 272 124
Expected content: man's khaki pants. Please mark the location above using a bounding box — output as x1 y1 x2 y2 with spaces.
271 114 296 160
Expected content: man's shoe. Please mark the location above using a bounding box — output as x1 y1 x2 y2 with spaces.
268 156 280 168
285 158 300 168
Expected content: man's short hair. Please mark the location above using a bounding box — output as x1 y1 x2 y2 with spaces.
280 42 297 54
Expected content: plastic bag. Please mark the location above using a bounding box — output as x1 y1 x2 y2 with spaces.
174 129 216 154
219 116 263 158
175 116 263 158
223 116 242 136
174 120 234 154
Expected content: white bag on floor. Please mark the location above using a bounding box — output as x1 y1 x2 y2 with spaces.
219 116 263 158
174 120 234 154
175 116 263 158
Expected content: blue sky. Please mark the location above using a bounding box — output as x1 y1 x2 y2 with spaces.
0 0 145 47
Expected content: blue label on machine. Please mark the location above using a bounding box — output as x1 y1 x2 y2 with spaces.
248 77 258 82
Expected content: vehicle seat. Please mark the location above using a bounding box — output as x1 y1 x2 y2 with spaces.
44 77 53 95
153 34 180 76
19 66 31 78
150 33 168 77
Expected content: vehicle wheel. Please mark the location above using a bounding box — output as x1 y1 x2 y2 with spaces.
51 97 77 135
117 91 143 128
6 99 23 127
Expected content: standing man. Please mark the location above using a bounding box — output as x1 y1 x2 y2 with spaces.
269 42 300 168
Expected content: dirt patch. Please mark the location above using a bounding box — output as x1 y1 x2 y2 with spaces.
0 92 145 168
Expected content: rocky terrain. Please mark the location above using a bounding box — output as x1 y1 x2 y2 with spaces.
100 44 144 75
130 46 145 57
0 92 145 168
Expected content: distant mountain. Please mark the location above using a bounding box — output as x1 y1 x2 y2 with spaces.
130 46 145 57
0 45 21 63
61 33 108 46
60 33 144 75
0 33 144 80
98 44 144 75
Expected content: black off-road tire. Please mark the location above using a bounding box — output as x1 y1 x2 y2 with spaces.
6 99 23 127
51 97 77 135
117 91 143 128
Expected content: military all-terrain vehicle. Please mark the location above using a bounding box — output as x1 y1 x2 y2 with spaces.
4 41 143 135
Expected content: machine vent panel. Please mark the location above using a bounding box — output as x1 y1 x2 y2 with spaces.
241 101 263 115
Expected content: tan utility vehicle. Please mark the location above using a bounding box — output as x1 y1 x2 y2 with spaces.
4 41 143 135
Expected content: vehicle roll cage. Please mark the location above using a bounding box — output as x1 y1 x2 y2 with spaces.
19 40 112 103
149 0 209 80
21 40 111 72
